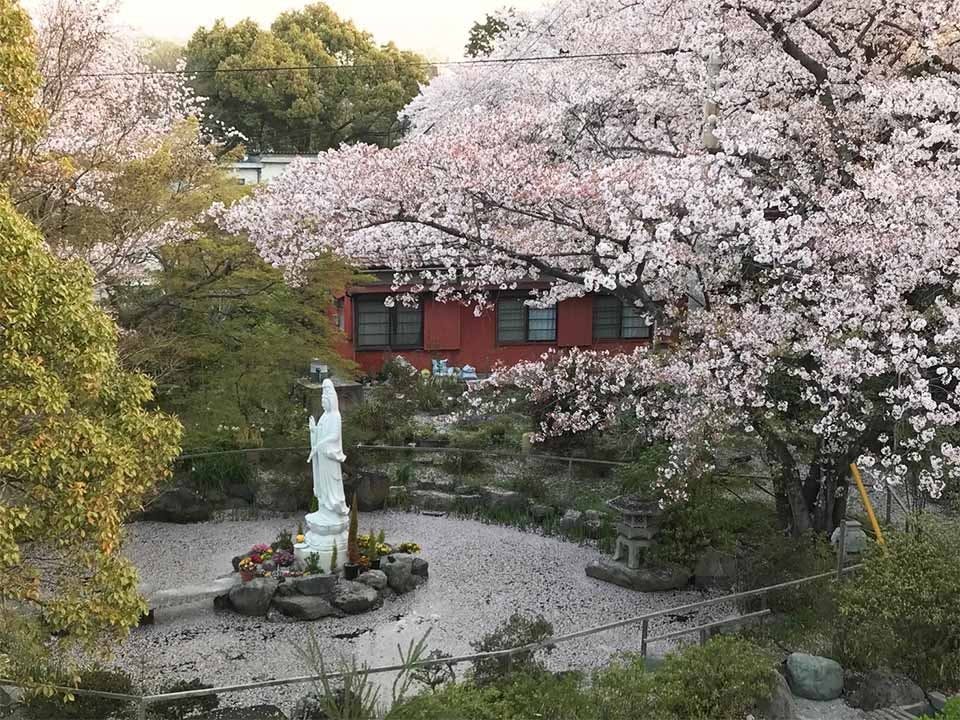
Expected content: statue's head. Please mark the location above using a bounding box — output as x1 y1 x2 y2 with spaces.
321 378 339 413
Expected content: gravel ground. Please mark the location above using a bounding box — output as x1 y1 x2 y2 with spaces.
119 511 733 714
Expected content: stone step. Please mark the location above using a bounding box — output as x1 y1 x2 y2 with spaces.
145 574 241 610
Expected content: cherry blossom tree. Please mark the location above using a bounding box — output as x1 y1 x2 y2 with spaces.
11 0 216 287
227 0 960 534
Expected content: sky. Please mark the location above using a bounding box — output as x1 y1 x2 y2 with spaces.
97 0 547 61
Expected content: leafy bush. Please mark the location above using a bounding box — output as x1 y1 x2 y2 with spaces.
737 530 835 615
148 678 218 720
615 443 670 496
386 671 589 720
470 614 554 686
919 697 960 720
188 452 254 498
24 667 135 719
413 376 463 413
648 636 775 719
835 519 960 689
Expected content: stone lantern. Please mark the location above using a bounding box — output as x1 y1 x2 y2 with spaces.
607 495 662 570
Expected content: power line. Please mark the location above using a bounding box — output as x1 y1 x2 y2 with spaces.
79 48 679 78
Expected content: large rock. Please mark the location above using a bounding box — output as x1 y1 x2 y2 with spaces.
694 549 738 589
845 670 925 711
141 487 212 523
785 653 844 701
331 580 382 614
357 569 388 591
293 575 337 598
381 554 427 594
272 594 340 621
480 486 526 514
559 509 584 534
585 558 690 591
407 489 459 511
228 578 279 617
343 470 390 511
758 673 802 720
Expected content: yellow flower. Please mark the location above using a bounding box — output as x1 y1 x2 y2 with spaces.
296 534 305 544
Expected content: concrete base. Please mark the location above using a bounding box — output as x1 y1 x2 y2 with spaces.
586 557 691 592
295 511 348 573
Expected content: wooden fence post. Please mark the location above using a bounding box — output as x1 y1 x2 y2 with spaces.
640 618 649 658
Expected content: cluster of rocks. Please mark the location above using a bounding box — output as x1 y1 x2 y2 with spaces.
219 554 428 621
761 652 934 719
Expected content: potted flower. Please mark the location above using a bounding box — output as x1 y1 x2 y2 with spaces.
367 534 381 570
344 494 362 580
238 557 256 582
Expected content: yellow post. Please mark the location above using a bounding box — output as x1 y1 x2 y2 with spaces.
849 463 885 546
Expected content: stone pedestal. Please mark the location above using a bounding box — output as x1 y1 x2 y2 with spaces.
294 510 348 573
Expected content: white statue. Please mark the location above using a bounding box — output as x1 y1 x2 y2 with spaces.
294 379 349 571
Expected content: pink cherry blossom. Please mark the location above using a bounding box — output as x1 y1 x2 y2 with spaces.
227 0 960 532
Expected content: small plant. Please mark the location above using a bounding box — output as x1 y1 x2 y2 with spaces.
395 462 416 485
410 649 456 692
305 553 323 575
376 529 386 546
273 529 294 552
470 613 554 686
148 678 218 720
367 530 381 565
347 494 361 565
310 496 319 513
396 541 421 554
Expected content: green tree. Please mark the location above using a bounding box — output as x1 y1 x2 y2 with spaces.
0 0 44 182
0 196 182 681
116 225 358 450
464 11 513 58
185 3 430 152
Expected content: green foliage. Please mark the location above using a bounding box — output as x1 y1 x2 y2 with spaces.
148 678 218 720
465 12 512 58
185 5 429 153
120 233 356 451
919 697 960 720
835 519 960 689
273 529 294 553
615 443 670 495
738 530 835 615
0 0 43 176
188 453 253 498
511 473 548 500
387 671 589 720
413 376 464 413
649 637 776 719
470 614 554 686
305 552 323 575
394 462 415 485
0 197 182 678
390 637 775 720
23 667 135 720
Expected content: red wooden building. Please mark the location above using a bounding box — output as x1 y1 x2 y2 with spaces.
334 274 661 377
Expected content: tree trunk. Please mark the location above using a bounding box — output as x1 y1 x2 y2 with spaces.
754 417 813 536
